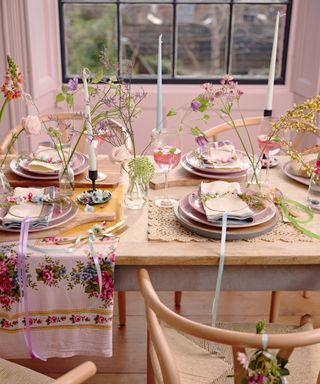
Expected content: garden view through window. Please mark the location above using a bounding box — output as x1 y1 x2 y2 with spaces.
59 0 292 83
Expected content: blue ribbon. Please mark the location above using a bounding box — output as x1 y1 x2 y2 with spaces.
211 211 228 327
88 237 103 295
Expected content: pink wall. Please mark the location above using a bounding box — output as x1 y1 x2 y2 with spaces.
1 0 320 154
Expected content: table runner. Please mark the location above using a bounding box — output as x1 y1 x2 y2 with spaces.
0 237 117 359
148 201 316 243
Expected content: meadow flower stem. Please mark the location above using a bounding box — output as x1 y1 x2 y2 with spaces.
0 99 8 121
0 128 24 168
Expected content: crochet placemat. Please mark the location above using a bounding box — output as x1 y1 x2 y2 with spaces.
147 201 315 243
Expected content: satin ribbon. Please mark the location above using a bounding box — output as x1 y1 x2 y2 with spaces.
88 236 103 295
261 333 268 350
17 217 46 361
211 211 228 327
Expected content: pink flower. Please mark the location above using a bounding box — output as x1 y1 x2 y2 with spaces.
99 272 114 299
74 315 81 323
237 352 249 370
1 56 23 101
26 192 33 201
202 82 214 92
0 295 11 307
21 115 41 135
0 261 7 275
42 269 54 284
109 252 116 264
111 145 131 164
48 316 58 324
97 316 106 324
6 196 16 203
222 74 234 82
0 276 13 292
27 318 33 326
1 319 10 328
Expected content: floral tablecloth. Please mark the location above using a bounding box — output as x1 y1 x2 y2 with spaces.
0 237 117 359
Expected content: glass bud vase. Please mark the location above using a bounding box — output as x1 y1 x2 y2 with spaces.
244 161 262 193
58 164 75 197
124 176 148 210
307 154 320 211
0 166 12 200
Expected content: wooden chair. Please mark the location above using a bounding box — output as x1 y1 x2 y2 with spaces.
138 268 320 384
0 112 129 326
0 360 96 383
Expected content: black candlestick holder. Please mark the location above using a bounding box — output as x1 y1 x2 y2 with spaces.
89 170 98 191
76 169 112 206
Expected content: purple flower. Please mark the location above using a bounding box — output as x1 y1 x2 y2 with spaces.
191 100 201 112
67 77 78 92
195 135 209 147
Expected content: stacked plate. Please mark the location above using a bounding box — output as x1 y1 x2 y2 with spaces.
0 198 78 232
181 149 251 181
10 152 89 180
174 189 279 240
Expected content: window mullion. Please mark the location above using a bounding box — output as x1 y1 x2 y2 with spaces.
226 0 234 75
117 0 121 76
172 0 177 79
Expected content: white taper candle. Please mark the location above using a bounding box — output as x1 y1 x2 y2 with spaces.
265 11 281 112
156 34 163 132
82 68 97 171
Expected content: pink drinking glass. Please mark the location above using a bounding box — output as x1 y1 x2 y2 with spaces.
153 129 182 208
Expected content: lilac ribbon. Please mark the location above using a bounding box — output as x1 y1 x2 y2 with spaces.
17 217 46 361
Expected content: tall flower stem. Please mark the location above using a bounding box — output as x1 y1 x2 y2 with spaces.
0 99 8 121
0 128 24 168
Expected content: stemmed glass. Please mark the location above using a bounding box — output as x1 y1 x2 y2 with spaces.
153 128 182 208
257 116 283 187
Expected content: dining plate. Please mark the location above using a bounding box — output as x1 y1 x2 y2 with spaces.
0 198 78 232
186 150 250 174
282 161 309 186
10 155 88 180
179 192 277 229
180 155 246 180
19 151 86 175
174 204 280 240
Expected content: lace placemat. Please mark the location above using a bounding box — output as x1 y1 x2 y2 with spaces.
148 201 315 243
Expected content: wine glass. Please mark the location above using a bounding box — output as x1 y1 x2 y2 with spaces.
257 116 283 186
153 129 182 208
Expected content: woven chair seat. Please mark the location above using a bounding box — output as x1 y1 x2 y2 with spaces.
0 358 54 384
150 322 320 384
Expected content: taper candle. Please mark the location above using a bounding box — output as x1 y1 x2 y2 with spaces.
82 68 97 171
265 11 281 114
156 34 163 132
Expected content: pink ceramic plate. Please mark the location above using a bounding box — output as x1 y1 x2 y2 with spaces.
18 152 86 175
186 150 250 174
179 192 277 229
180 155 246 181
0 199 78 232
282 161 309 187
10 155 88 180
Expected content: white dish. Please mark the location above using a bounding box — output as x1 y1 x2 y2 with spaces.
282 161 309 186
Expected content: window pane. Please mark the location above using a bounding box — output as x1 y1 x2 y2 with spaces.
176 4 229 77
120 4 173 77
230 4 287 77
63 4 117 76
234 0 288 3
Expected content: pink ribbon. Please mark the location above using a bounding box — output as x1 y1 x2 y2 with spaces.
17 217 46 361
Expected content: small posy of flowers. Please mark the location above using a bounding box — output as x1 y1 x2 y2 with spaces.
35 256 67 287
237 321 289 384
0 193 67 208
77 189 111 205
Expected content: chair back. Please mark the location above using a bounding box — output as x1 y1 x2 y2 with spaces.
138 268 320 384
0 112 132 155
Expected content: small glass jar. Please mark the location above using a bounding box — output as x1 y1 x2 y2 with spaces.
307 154 320 212
58 164 75 197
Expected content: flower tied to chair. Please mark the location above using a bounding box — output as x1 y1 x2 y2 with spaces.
17 217 46 361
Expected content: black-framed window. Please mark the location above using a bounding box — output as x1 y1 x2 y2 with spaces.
58 0 292 84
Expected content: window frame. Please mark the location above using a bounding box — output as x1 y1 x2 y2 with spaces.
58 0 293 84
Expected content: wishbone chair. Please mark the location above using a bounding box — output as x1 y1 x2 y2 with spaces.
0 360 96 383
139 268 320 384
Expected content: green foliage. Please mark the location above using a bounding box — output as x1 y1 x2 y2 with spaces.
127 156 155 185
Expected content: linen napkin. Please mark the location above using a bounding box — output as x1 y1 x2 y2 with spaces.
27 145 69 172
200 141 243 170
1 187 55 229
200 181 254 224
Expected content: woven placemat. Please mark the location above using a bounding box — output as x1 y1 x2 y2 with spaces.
148 201 315 243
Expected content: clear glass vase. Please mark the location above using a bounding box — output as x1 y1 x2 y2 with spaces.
124 176 148 210
58 164 75 197
244 161 262 193
0 166 12 199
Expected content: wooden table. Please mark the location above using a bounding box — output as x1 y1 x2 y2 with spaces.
115 158 320 295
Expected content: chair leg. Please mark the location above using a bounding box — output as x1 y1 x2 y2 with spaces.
118 291 126 327
302 290 311 299
147 331 156 384
269 291 281 323
174 291 182 307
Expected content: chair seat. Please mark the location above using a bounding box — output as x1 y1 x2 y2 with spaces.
0 358 53 384
150 322 320 384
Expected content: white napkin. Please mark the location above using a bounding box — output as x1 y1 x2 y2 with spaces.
200 141 243 170
200 181 254 223
27 146 68 172
1 187 54 229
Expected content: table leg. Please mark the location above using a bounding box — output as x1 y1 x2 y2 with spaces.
269 291 281 323
174 291 182 307
118 291 126 327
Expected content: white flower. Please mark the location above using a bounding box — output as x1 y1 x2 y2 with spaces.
111 144 131 163
22 115 41 135
237 352 249 370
